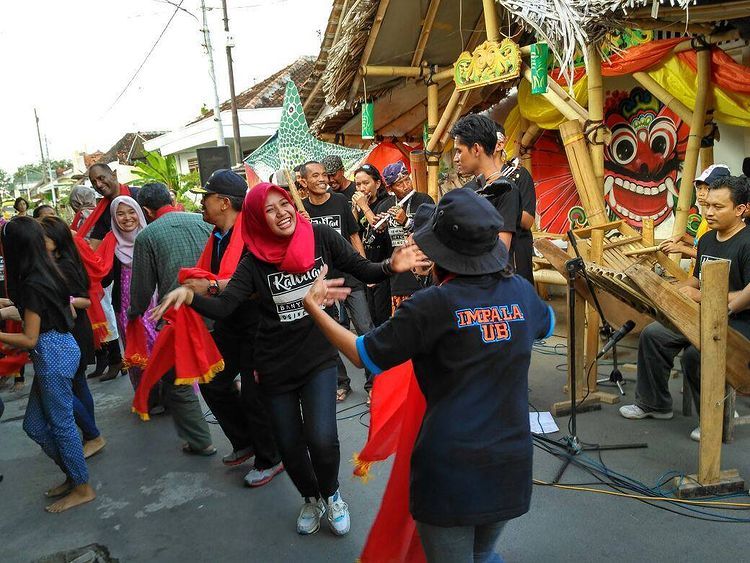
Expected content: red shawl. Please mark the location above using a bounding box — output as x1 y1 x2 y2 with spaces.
131 214 244 419
132 307 224 420
0 320 29 377
74 234 116 348
354 361 427 563
76 185 132 240
241 183 314 274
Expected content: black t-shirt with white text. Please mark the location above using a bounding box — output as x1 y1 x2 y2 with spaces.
694 225 750 328
304 193 362 291
388 191 434 296
191 224 387 393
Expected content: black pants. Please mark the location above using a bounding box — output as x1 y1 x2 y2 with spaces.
366 280 392 328
200 331 280 469
263 365 339 499
511 233 535 285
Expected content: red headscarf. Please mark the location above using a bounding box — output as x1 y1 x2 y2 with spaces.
241 182 315 274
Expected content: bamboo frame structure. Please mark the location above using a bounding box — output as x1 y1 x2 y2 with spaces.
631 71 693 124
559 120 608 227
521 64 586 124
586 45 605 193
670 47 712 249
426 88 460 153
361 65 424 78
346 0 391 107
427 82 440 202
411 0 442 67
482 0 499 42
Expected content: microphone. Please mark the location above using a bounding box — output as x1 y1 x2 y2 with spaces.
596 320 635 359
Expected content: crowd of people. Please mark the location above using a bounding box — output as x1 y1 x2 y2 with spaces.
2 110 747 561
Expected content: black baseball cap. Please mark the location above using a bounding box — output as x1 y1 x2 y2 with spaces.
191 169 247 197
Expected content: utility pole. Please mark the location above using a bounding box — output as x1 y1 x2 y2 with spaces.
34 108 48 182
44 135 57 206
221 0 243 165
200 0 225 146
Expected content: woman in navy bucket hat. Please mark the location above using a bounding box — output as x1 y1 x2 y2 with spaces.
303 188 555 562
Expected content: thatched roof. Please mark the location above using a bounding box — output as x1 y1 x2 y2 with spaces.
496 0 750 82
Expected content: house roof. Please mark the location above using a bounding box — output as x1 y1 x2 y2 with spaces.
190 57 317 125
97 131 167 166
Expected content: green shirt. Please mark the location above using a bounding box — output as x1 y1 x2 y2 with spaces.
128 211 212 318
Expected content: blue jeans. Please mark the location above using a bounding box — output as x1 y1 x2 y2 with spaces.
416 520 508 563
263 366 340 499
73 364 99 441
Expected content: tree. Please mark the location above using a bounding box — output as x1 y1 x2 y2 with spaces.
0 168 11 198
130 150 180 191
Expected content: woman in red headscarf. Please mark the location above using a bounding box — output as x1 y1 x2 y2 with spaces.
153 182 427 538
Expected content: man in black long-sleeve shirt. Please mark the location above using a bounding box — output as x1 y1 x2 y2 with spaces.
186 170 282 486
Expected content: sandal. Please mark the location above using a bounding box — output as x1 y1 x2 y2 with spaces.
182 443 217 456
336 387 351 403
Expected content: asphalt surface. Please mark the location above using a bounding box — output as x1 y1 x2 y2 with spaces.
1 323 749 562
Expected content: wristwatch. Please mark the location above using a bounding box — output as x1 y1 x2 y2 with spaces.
207 280 221 296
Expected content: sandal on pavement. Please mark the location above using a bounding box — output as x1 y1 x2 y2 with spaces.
336 387 351 403
182 443 217 456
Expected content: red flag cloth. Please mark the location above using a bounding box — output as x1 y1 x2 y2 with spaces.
70 210 84 232
76 185 132 240
132 307 224 420
678 47 750 95
354 361 427 563
123 317 149 370
155 205 179 220
74 234 116 348
0 321 29 377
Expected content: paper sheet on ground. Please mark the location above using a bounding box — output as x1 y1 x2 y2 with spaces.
530 411 559 434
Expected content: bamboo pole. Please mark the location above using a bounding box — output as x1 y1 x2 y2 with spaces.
671 47 712 252
432 66 455 82
410 150 428 194
427 82 440 202
282 169 305 212
517 116 533 173
698 259 730 484
482 0 499 42
632 72 693 124
346 0 391 106
426 87 460 153
439 90 472 145
586 45 604 194
361 65 424 78
411 0 442 66
521 64 586 124
559 120 608 227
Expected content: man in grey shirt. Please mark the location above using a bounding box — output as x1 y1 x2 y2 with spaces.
129 183 216 456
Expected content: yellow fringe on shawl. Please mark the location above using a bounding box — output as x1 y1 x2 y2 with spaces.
174 359 225 386
122 354 149 370
352 452 376 483
132 406 150 422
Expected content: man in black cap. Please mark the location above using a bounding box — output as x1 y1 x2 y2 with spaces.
322 155 357 202
186 169 283 486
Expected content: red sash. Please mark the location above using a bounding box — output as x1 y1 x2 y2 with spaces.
73 234 117 348
131 307 224 420
0 320 29 377
76 185 131 240
131 215 244 420
354 361 427 563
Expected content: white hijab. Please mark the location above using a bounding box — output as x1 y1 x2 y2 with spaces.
110 196 147 266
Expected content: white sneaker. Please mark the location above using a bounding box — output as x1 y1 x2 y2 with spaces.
619 404 673 420
243 462 284 487
326 490 350 536
297 498 326 535
690 426 701 442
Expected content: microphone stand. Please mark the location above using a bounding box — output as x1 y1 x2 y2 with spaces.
533 230 647 484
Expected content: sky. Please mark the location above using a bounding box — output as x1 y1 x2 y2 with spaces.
0 0 332 174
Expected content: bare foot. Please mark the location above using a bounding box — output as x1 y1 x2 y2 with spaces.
83 436 107 459
45 478 73 498
46 484 96 513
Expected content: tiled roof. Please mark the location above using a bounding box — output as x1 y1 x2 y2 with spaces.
190 57 316 124
96 131 167 165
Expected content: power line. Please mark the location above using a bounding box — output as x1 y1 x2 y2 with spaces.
105 0 186 114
